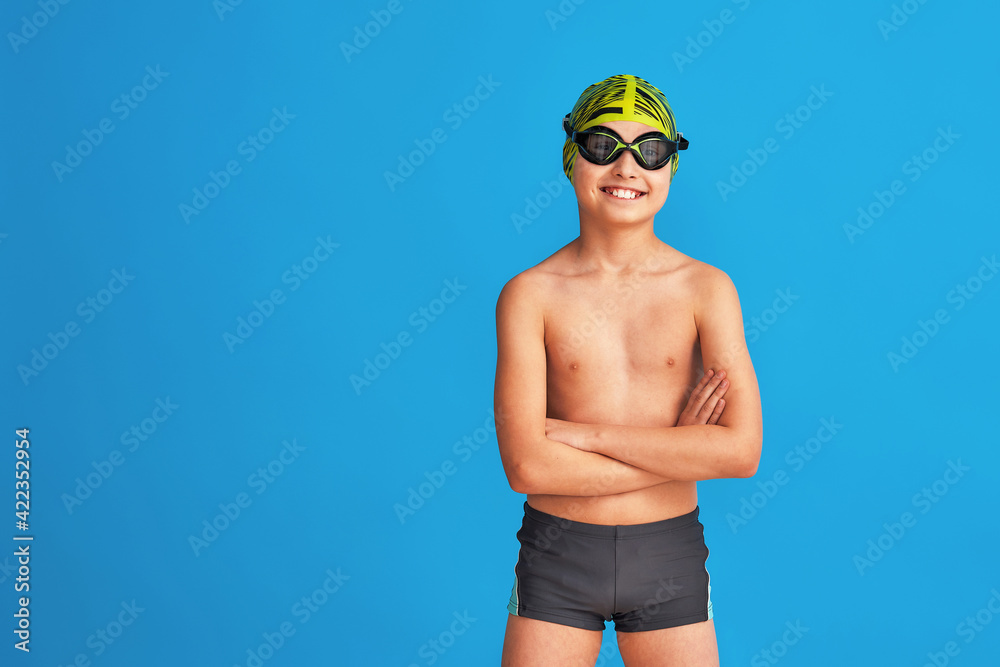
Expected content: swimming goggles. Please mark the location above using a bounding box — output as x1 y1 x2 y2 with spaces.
564 116 689 170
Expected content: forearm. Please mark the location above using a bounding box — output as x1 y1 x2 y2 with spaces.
590 423 759 481
514 436 672 496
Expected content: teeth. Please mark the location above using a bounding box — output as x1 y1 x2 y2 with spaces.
606 188 641 199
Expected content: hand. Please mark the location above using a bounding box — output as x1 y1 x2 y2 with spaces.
676 369 729 427
545 418 595 452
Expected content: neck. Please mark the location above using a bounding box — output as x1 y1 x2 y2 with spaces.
574 213 662 273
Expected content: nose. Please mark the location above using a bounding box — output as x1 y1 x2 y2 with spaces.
613 147 641 179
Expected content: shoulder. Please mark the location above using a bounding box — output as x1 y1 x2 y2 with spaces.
496 243 576 313
651 246 734 295
650 245 741 323
496 266 548 315
684 259 742 326
692 260 736 293
495 260 565 343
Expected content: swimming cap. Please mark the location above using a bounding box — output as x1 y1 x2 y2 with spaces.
562 74 681 183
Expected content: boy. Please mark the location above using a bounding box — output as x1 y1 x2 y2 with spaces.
495 74 763 666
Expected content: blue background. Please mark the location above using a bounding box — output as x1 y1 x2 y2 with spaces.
3 0 999 665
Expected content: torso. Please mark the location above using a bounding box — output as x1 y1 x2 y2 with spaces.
528 239 704 525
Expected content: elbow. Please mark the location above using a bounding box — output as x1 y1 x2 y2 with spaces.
735 456 759 479
734 434 763 478
499 434 545 494
509 461 537 495
499 448 535 494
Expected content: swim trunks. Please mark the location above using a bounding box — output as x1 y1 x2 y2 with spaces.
506 501 713 632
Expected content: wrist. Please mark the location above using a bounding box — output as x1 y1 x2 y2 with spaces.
587 424 604 453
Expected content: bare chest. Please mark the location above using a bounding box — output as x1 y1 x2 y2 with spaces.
542 281 701 422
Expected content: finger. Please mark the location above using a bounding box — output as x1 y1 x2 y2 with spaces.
686 370 713 404
685 369 716 408
696 375 728 420
711 376 730 400
697 392 720 421
702 368 725 393
707 398 725 425
679 369 728 426
694 368 726 406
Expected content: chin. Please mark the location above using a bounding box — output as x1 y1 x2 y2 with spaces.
589 205 654 225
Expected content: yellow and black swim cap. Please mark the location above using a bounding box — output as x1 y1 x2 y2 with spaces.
562 74 682 183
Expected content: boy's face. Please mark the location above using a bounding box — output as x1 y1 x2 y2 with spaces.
571 120 673 226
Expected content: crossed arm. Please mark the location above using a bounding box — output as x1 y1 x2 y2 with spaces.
494 268 762 496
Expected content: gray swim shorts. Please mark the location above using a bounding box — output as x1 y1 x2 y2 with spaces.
507 501 713 632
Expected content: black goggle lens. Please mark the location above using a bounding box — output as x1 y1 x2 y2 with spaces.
637 138 671 165
580 133 621 161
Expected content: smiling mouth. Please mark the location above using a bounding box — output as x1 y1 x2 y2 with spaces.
601 187 646 200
